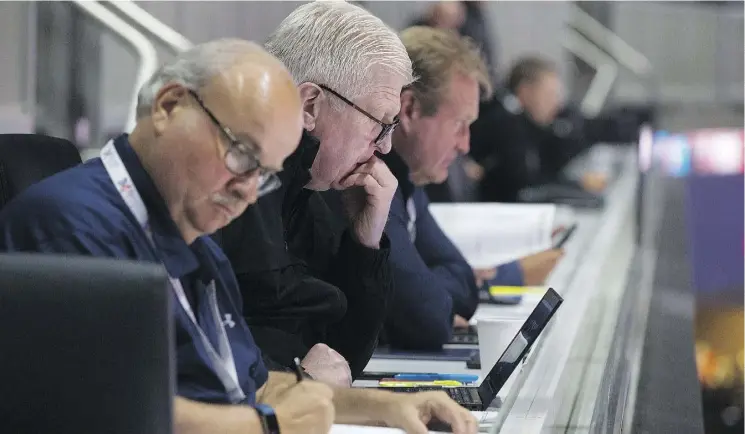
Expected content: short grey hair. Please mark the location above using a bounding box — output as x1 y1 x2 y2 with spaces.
136 38 262 118
265 2 414 106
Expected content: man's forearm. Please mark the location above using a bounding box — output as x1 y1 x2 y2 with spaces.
174 397 262 434
326 230 392 376
259 372 393 426
256 371 298 404
331 387 394 426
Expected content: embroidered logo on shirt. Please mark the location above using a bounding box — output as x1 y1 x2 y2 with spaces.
222 314 236 329
117 178 133 193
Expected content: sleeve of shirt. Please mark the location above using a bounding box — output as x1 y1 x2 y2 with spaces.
414 190 480 319
488 260 524 287
383 189 477 350
323 228 392 378
0 200 132 258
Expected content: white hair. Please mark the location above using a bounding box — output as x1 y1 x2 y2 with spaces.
265 2 413 107
136 38 262 118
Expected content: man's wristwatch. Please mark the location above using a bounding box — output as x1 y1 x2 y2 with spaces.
254 404 280 434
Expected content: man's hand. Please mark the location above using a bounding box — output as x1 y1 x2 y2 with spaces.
339 155 398 249
301 343 353 388
518 249 564 286
379 391 478 434
581 172 608 193
262 381 335 434
462 158 485 182
473 267 497 287
453 314 470 329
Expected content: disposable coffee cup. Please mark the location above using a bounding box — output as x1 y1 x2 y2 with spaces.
476 318 523 376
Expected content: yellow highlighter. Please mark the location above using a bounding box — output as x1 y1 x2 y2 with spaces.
378 380 462 388
488 286 546 297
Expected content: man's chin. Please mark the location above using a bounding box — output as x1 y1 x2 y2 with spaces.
432 172 450 185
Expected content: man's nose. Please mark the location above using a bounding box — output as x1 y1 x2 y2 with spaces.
457 130 471 154
230 172 259 205
376 135 392 154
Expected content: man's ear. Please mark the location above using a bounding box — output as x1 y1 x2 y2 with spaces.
297 82 323 131
151 83 187 135
398 88 420 133
514 82 531 107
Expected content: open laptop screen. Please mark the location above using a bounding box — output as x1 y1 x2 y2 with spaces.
477 288 564 403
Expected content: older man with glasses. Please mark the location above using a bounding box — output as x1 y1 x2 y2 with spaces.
214 2 412 387
0 38 478 434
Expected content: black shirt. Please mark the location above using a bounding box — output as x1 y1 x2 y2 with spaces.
469 91 588 202
214 132 392 377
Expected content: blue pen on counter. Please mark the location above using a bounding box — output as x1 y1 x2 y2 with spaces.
393 373 479 383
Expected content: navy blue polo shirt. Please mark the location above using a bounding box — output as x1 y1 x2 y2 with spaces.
0 134 268 405
382 151 523 349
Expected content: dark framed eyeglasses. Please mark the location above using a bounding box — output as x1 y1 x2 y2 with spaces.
187 89 281 197
318 84 399 146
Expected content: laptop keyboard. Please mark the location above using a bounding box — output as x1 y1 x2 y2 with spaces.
449 326 478 345
448 333 478 344
383 386 480 406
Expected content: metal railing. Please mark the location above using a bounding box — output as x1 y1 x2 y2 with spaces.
563 28 619 118
104 0 193 54
568 4 654 77
71 0 158 132
563 3 656 116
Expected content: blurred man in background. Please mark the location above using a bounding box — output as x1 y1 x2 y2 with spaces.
382 27 563 350
215 1 412 387
470 56 604 203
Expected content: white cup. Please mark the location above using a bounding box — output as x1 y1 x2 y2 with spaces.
476 318 523 376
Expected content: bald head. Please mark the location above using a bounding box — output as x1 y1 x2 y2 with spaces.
130 38 302 243
196 45 302 171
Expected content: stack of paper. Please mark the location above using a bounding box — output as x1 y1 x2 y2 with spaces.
429 203 556 267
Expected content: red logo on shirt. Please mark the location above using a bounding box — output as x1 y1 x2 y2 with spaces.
117 179 133 193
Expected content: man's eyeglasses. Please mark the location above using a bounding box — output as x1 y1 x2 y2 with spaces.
187 89 281 197
318 84 399 146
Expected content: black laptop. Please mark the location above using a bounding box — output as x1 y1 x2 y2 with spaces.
381 287 563 410
0 254 173 433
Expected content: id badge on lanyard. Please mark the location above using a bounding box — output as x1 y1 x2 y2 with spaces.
100 141 246 403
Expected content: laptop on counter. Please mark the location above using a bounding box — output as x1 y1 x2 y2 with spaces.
378 287 563 411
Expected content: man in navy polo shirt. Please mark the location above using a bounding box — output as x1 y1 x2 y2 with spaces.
0 39 477 434
382 28 564 350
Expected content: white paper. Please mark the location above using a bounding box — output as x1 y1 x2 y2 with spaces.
329 426 406 434
329 415 496 434
429 203 556 268
329 425 450 434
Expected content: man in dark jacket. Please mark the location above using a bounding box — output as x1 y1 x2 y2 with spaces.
214 2 413 386
383 27 563 350
470 56 595 203
410 1 499 203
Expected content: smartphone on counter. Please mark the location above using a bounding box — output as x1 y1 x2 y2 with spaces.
553 224 577 249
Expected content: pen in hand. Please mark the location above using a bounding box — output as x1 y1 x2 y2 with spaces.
293 357 304 382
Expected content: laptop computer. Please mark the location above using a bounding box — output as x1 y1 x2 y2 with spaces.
380 287 563 410
449 325 478 345
0 254 173 434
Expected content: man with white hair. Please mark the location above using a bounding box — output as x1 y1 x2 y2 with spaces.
0 38 478 433
216 2 411 386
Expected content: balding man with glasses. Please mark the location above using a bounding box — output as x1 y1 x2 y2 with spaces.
214 2 413 387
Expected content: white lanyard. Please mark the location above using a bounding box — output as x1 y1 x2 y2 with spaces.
100 141 246 403
406 196 417 243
